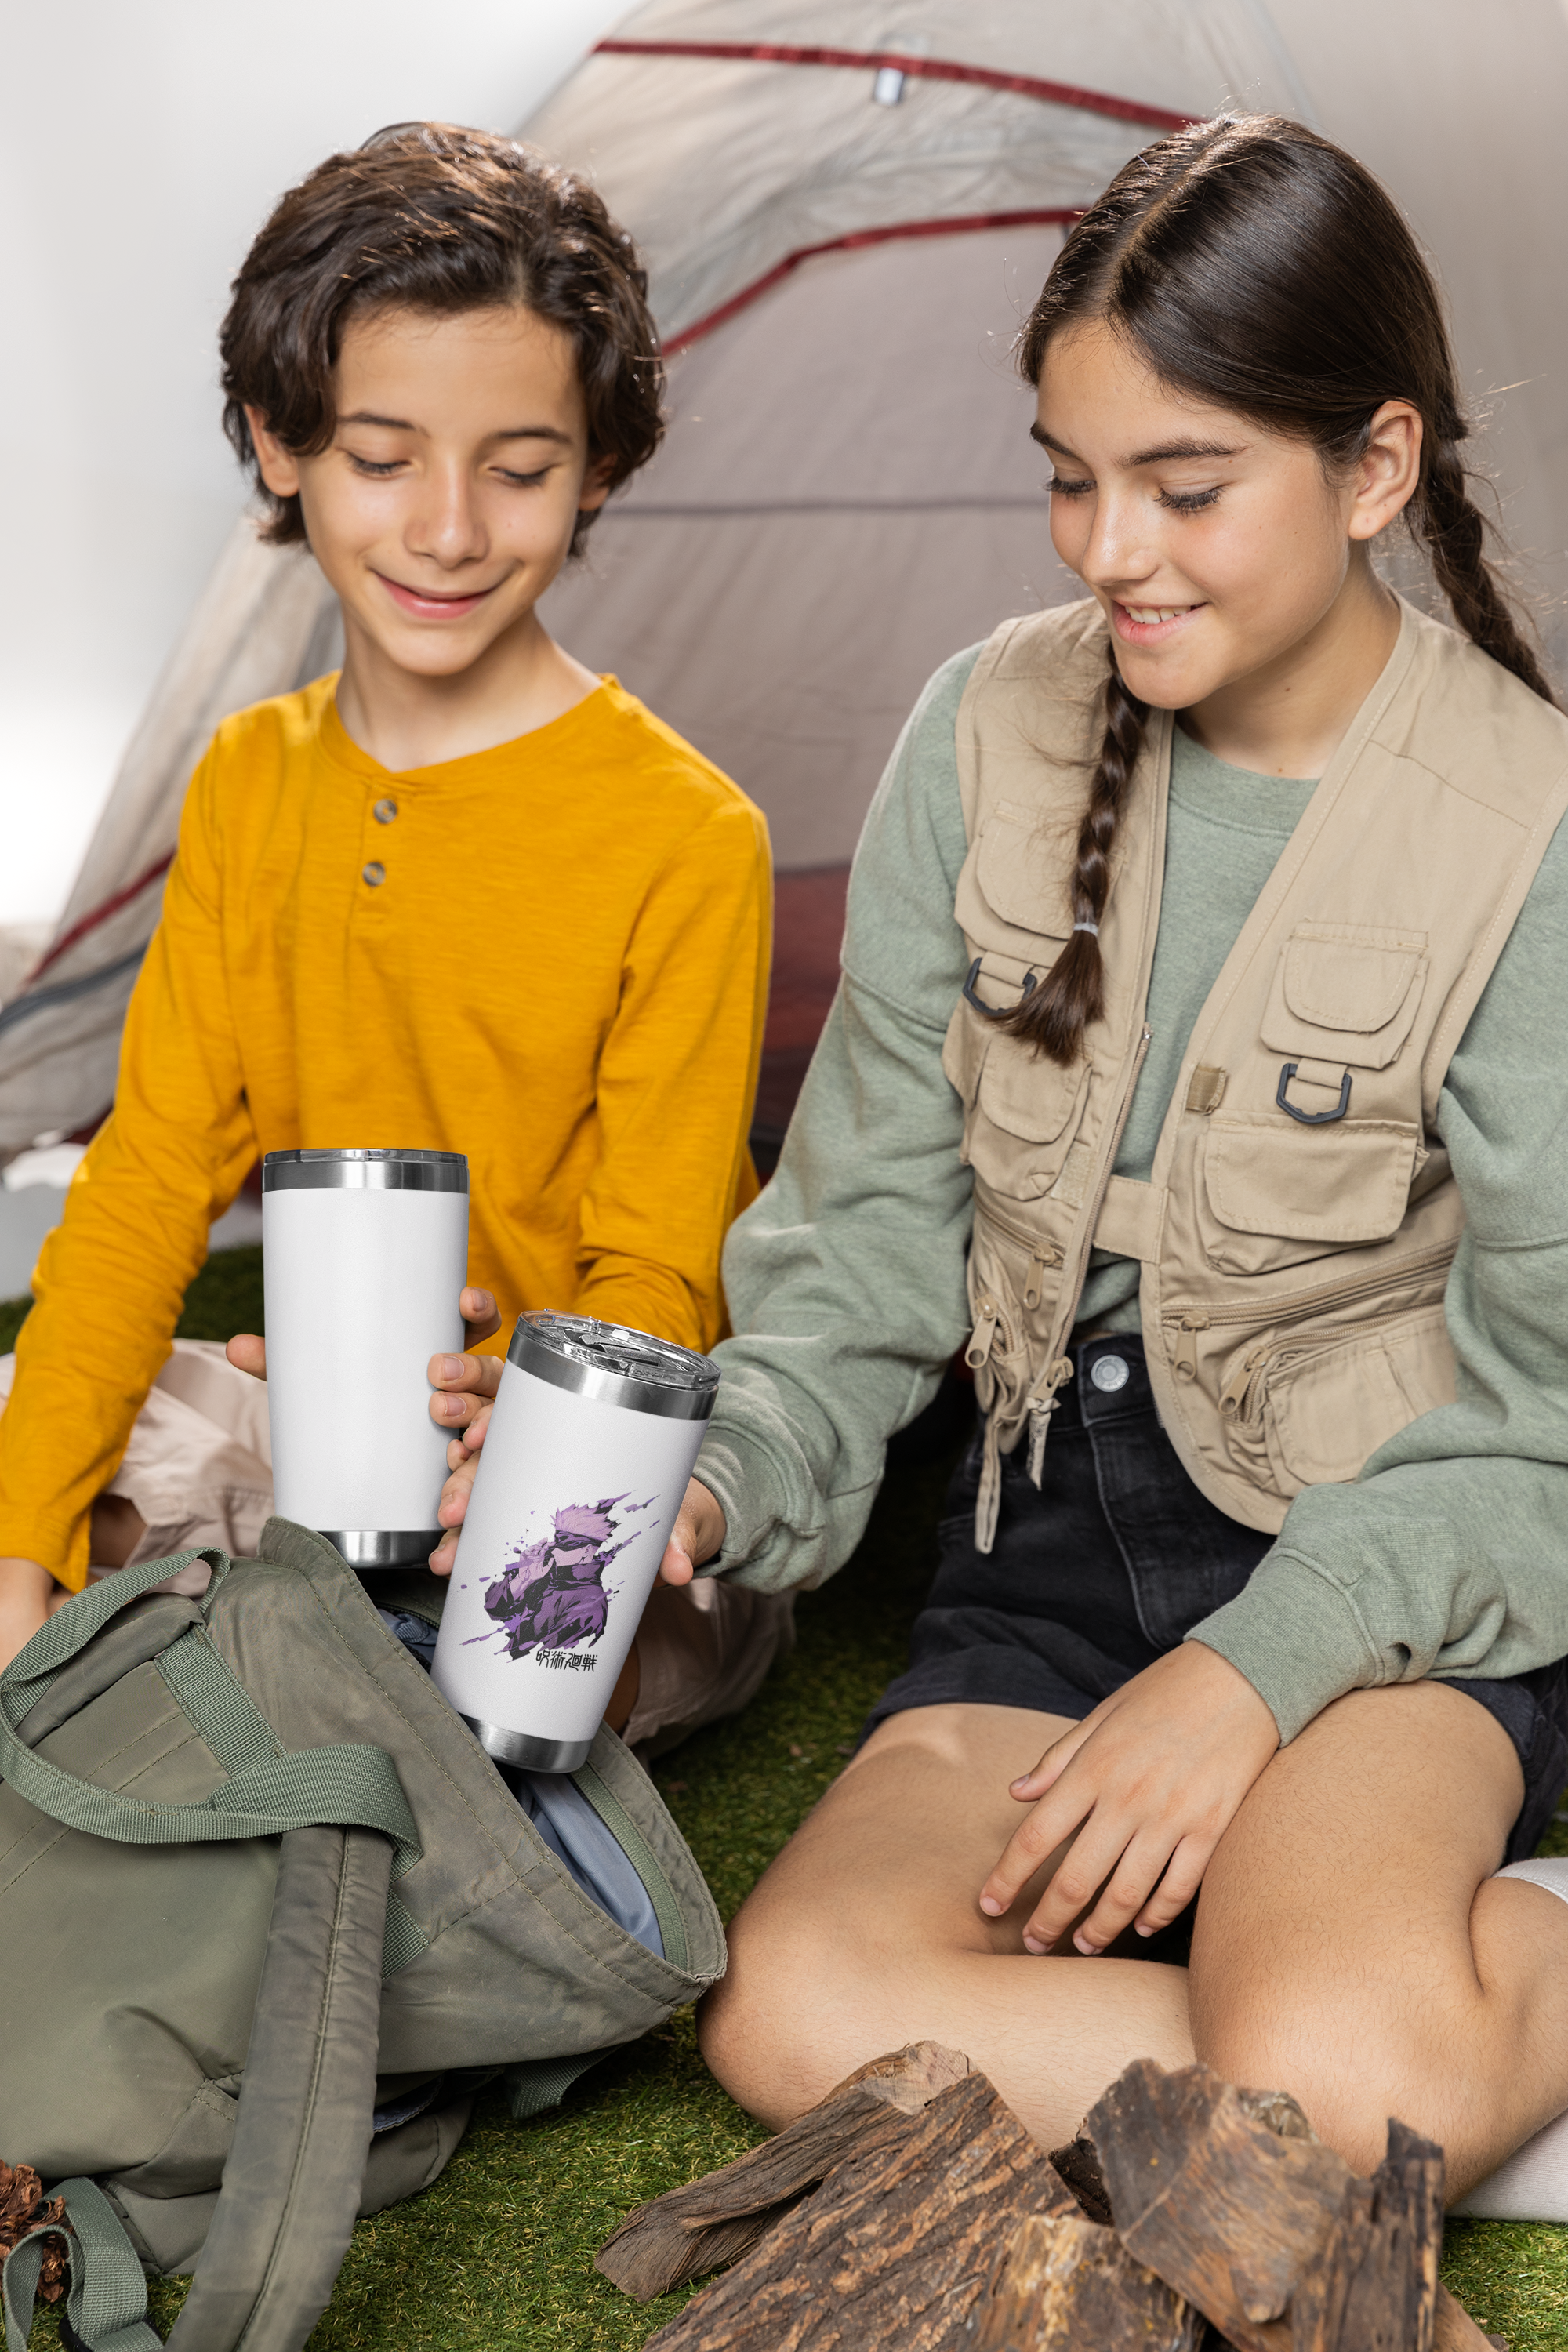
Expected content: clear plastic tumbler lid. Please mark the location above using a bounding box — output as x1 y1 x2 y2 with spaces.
262 1148 468 1193
507 1311 720 1421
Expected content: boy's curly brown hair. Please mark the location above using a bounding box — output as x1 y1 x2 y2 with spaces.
220 122 663 555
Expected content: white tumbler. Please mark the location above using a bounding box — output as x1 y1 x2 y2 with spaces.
431 1312 720 1772
263 1147 469 1567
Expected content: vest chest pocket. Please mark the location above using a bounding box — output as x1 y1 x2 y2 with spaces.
1199 922 1432 1276
1261 923 1429 1069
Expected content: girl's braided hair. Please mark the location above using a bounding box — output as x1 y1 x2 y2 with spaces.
1010 114 1554 1065
220 122 662 557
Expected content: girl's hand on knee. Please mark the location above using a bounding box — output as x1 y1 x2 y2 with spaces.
657 1479 725 1590
978 1642 1279 1955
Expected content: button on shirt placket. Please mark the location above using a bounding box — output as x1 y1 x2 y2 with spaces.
361 795 397 894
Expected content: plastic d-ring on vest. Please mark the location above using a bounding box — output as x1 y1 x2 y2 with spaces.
963 957 1038 1019
1276 1062 1353 1125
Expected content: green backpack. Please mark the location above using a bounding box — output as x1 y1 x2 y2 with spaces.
0 1519 724 2352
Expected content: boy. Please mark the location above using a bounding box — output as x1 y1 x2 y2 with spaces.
0 125 786 1738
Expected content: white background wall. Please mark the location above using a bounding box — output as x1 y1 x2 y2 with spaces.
0 0 626 932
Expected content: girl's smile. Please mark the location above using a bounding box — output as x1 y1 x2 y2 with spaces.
1112 600 1206 645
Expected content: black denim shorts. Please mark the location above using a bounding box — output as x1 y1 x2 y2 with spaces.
867 1333 1568 1864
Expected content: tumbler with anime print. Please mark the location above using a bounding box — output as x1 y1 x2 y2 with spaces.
431 1312 720 1772
263 1147 468 1566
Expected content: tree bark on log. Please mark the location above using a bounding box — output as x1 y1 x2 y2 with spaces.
1287 2117 1443 2352
596 2042 971 2300
970 2211 1206 2351
1047 2129 1114 2227
1085 2060 1352 2352
640 2069 1070 2351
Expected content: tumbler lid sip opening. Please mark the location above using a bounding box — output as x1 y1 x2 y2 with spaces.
262 1148 468 1194
508 1311 720 1421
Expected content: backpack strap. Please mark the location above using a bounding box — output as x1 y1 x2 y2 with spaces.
2 1828 394 2352
0 1552 421 2350
164 1824 393 2352
3 2176 160 2352
0 1550 423 1880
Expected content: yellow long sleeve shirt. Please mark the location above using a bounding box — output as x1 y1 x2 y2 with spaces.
0 674 771 1588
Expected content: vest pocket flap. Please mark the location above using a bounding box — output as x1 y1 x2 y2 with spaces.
1203 1114 1421 1245
1261 924 1428 1069
974 799 1076 937
1263 1307 1456 1490
978 1033 1090 1146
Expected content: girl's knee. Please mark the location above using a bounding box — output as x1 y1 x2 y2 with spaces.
1193 1991 1450 2177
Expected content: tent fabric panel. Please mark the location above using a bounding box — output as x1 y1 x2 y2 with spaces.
543 225 1076 869
590 0 1315 127
593 37 1200 132
612 225 1060 510
528 50 1145 339
546 505 1068 869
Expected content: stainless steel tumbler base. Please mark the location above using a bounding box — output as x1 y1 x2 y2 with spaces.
320 1529 443 1568
461 1717 592 1774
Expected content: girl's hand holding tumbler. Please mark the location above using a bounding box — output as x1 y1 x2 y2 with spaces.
430 1313 720 1772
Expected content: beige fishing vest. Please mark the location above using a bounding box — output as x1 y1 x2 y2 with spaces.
945 597 1568 1548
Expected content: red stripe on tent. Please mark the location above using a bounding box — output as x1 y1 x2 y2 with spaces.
670 209 1082 349
592 38 1200 133
27 851 173 985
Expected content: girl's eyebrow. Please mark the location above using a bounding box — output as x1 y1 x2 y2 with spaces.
1031 421 1243 468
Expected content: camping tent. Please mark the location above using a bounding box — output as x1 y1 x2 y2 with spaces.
5 0 1566 1157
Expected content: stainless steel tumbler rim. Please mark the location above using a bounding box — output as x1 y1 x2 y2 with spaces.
461 1717 592 1774
321 1528 443 1567
506 1311 719 1421
263 1149 468 1194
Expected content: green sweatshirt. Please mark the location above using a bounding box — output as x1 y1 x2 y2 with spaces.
697 646 1568 1744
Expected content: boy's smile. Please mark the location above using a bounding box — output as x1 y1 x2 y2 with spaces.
245 303 614 768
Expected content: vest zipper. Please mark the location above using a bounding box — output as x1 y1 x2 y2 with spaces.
1166 1236 1457 1388
1173 1312 1210 1382
1023 1243 1065 1311
1218 1291 1445 1428
1026 1359 1075 1481
965 1293 1004 1370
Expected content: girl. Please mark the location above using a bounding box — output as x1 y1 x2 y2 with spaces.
657 113 1568 2200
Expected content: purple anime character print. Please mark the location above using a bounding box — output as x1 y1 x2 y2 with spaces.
481 1495 652 1661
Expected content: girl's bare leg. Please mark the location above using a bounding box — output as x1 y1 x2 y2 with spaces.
702 1684 1568 2196
1190 1679 1568 2197
698 1701 1193 2145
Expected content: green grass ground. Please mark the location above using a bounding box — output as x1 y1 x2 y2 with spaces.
4 1246 1567 2346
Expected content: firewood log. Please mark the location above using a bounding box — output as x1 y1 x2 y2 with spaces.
639 2069 1070 2351
596 2041 971 2299
1287 2117 1443 2352
1047 2128 1114 2226
970 2210 1206 2350
1084 2060 1352 2352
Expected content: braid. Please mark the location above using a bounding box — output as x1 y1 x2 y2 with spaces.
1416 444 1556 706
1007 649 1149 1065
